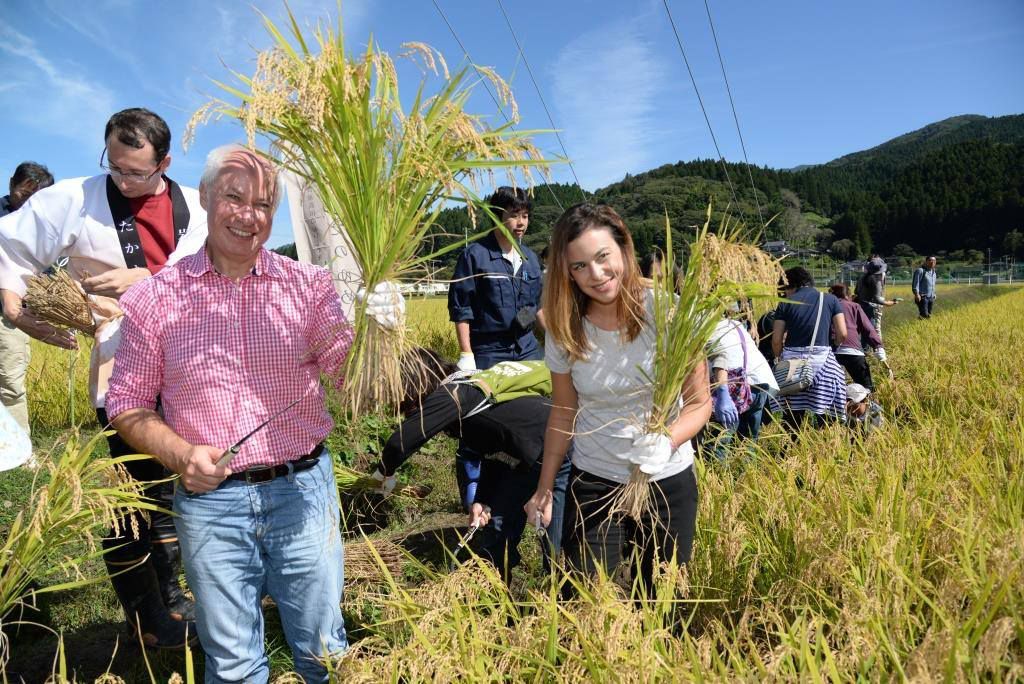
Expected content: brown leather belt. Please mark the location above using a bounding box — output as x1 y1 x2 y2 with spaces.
227 443 325 485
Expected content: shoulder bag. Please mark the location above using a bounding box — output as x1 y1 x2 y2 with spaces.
773 292 824 397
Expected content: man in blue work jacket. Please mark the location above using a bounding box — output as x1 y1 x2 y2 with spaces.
448 186 544 507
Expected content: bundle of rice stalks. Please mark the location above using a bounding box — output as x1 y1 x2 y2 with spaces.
614 206 776 521
334 462 431 499
344 538 404 584
694 212 784 323
187 7 556 417
0 430 158 666
23 269 95 336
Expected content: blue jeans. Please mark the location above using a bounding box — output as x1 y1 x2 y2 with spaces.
712 384 771 462
476 456 571 581
174 455 347 683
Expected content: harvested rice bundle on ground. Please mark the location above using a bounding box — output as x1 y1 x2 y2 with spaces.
187 8 556 417
344 539 404 584
23 269 96 336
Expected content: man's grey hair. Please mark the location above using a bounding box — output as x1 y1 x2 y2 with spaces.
200 143 283 210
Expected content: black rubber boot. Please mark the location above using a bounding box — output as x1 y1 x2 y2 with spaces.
105 556 196 650
150 540 196 622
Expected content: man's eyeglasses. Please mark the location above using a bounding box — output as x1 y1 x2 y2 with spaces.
99 149 162 183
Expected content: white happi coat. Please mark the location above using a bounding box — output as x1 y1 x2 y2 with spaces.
0 174 207 296
0 174 208 407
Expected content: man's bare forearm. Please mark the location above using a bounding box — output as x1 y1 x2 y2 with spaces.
111 408 192 474
455 321 473 354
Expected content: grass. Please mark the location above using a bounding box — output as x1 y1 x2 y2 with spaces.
3 286 1022 681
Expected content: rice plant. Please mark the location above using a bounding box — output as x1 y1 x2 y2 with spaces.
323 287 1024 681
0 430 159 668
617 206 777 519
187 6 557 418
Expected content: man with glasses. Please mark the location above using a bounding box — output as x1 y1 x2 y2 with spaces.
0 107 207 649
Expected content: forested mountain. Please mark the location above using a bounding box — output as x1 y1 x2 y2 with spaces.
282 113 1024 270
433 113 1024 268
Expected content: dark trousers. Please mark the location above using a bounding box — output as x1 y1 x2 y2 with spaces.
561 465 698 595
835 353 874 390
476 456 571 581
710 383 771 461
917 296 935 318
96 408 177 562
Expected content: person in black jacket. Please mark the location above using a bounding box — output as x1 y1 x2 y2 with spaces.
370 349 570 581
854 259 898 338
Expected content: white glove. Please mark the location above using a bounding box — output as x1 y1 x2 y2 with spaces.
626 433 675 475
875 347 887 363
370 468 397 495
457 352 477 372
357 282 405 330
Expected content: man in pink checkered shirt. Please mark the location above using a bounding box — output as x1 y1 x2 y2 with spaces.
106 144 403 682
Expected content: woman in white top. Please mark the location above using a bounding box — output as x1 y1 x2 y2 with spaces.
525 203 711 593
706 315 779 461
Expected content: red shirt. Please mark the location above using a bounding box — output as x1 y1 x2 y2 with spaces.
106 248 354 469
128 182 175 274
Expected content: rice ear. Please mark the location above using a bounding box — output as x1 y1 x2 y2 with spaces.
23 270 96 336
189 6 558 416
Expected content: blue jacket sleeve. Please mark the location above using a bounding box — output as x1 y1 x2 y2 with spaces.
448 248 477 323
912 268 922 295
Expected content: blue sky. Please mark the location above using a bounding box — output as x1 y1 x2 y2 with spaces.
1 0 1022 248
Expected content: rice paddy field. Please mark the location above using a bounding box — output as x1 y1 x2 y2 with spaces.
2 283 1022 681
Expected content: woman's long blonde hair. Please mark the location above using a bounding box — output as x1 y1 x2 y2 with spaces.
543 203 647 362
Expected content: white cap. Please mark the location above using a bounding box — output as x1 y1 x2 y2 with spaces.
846 383 870 404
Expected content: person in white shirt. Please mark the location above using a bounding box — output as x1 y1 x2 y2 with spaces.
706 315 779 461
0 108 207 650
525 203 711 596
0 161 54 440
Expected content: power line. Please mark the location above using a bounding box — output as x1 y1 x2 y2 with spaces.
495 0 588 203
430 0 566 212
703 0 765 230
660 0 741 210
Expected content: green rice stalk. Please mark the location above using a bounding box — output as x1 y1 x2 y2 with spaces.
613 205 776 521
334 461 430 499
0 430 160 667
186 7 558 417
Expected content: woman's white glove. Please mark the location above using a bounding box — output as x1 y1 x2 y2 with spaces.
457 352 477 372
370 468 397 495
874 347 887 363
356 282 405 330
626 433 675 475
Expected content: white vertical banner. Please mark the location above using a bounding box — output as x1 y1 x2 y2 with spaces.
282 170 362 319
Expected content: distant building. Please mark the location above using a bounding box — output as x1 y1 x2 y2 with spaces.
762 240 789 257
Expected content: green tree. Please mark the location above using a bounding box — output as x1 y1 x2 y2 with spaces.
1003 229 1023 259
829 239 856 261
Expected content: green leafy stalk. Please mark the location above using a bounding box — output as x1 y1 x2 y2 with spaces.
188 8 560 415
0 430 158 665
